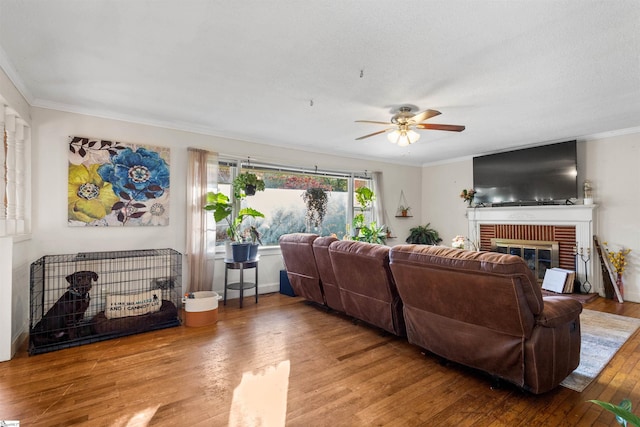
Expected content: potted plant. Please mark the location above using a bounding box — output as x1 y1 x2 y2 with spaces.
355 186 375 209
399 205 411 217
460 188 476 207
406 223 442 245
352 213 365 235
589 399 640 426
204 192 265 261
355 222 387 245
204 191 236 258
230 207 265 262
302 187 329 230
353 186 375 236
233 171 266 199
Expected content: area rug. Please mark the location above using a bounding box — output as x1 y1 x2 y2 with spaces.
560 309 640 392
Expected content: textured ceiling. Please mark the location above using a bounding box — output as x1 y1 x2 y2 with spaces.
0 0 639 166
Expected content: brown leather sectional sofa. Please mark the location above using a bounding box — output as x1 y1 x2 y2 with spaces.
279 233 583 394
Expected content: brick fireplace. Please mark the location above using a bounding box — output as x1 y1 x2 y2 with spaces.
468 204 599 294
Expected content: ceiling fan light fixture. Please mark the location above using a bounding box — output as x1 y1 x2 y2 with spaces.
407 130 420 144
397 135 410 147
387 130 401 144
388 129 419 147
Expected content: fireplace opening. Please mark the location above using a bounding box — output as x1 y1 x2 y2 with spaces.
491 238 559 282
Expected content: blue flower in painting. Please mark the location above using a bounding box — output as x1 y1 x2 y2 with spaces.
98 147 169 201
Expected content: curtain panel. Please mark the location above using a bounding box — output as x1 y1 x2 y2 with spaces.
186 148 218 292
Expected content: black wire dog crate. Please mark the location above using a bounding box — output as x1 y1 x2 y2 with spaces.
29 248 182 355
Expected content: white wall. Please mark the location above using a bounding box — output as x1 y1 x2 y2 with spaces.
584 132 640 302
421 158 474 247
422 132 640 302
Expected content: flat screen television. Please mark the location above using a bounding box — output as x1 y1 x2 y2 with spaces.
473 141 578 205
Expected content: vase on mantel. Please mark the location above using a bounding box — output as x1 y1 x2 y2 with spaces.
617 273 625 301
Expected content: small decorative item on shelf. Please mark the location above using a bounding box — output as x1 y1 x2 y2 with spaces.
395 190 412 217
603 242 631 300
399 205 411 217
583 180 594 205
460 188 476 206
452 235 466 249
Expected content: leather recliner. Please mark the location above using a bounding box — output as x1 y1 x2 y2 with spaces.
278 233 324 305
329 240 405 336
389 244 582 394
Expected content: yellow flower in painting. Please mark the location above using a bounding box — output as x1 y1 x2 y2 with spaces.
68 164 120 223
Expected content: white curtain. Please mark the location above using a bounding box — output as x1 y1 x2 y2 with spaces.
371 171 387 227
186 148 218 292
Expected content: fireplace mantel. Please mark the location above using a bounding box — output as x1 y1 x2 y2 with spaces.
467 204 600 295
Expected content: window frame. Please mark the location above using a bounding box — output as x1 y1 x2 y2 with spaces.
213 158 371 251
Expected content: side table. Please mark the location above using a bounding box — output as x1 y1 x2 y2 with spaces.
223 257 259 308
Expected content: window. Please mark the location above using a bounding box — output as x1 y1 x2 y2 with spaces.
215 160 370 246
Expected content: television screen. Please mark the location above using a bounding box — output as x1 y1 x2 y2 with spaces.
473 141 578 205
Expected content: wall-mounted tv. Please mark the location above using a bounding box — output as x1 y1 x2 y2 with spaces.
473 141 578 206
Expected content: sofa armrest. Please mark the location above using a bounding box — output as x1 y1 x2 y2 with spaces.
536 296 583 328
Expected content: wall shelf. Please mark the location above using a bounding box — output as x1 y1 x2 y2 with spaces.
395 215 413 218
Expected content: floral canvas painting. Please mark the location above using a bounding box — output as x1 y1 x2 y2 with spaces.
68 136 170 226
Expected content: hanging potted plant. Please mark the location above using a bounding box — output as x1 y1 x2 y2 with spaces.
302 187 329 230
352 186 375 236
355 186 375 209
233 172 266 199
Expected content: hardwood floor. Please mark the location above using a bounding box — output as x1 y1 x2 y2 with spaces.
1 293 639 426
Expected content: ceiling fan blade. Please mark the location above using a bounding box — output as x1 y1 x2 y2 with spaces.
416 123 466 132
409 109 441 124
355 120 391 125
355 129 392 140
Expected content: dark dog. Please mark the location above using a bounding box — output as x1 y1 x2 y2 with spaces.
31 270 98 344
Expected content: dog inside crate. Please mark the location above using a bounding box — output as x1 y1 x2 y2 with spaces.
30 249 182 354
31 270 98 344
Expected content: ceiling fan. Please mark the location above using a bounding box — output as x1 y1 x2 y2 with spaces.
355 106 465 146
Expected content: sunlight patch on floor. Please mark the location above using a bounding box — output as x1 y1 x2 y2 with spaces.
229 360 290 427
114 404 160 427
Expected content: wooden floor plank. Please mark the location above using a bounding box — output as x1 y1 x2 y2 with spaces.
0 293 639 426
